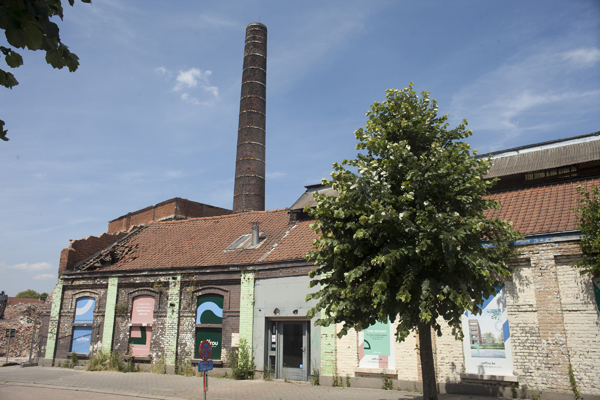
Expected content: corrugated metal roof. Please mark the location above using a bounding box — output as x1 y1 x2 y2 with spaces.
289 186 339 211
486 139 600 178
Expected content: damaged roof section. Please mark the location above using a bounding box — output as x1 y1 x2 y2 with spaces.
77 227 146 271
68 209 317 274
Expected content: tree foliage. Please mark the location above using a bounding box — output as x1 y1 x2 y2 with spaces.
304 84 521 399
0 0 91 141
15 288 42 298
574 185 600 276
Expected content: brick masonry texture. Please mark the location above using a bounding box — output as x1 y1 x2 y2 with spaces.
41 270 244 367
234 23 267 213
59 232 127 275
107 198 231 233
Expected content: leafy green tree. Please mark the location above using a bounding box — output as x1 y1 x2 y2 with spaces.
305 84 521 400
574 186 600 276
0 0 91 142
40 292 48 301
15 289 41 298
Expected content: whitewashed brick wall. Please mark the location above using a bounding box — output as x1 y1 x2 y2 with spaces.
329 240 600 396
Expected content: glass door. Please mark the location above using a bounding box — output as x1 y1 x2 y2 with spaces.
277 321 308 381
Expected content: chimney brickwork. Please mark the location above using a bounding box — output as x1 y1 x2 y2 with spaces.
233 22 267 213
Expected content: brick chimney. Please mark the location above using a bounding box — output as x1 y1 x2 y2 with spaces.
233 22 267 213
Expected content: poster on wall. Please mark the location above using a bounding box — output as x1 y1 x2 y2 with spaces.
129 296 154 356
462 285 513 375
358 321 395 369
71 297 95 353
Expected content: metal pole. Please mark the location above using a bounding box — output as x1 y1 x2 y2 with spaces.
204 371 207 400
29 318 37 363
6 332 10 364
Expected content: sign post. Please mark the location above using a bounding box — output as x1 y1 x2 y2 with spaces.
5 328 16 364
198 340 213 400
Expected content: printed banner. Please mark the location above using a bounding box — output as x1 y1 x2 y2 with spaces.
72 326 92 353
74 297 95 323
71 297 95 354
196 328 222 360
129 296 154 356
462 285 513 375
358 321 395 369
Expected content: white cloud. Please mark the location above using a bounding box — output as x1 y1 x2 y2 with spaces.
33 173 46 178
158 67 220 106
3 262 52 271
266 171 287 179
561 48 600 69
155 66 172 79
33 274 56 281
449 45 600 151
174 68 212 92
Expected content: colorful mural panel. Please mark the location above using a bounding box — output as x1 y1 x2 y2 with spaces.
196 295 223 324
71 297 95 353
195 295 223 360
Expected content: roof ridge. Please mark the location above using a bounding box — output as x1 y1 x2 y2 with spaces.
153 207 290 225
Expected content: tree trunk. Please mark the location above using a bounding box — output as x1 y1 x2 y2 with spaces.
418 322 438 400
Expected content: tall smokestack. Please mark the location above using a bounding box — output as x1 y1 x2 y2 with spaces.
233 22 267 213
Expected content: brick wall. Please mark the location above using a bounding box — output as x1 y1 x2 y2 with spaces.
59 232 127 276
107 198 231 233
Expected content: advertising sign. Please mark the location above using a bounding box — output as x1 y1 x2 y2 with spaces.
196 328 221 360
130 296 154 356
462 285 513 375
358 321 395 369
71 297 95 354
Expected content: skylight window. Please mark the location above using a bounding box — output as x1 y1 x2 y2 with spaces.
225 233 265 251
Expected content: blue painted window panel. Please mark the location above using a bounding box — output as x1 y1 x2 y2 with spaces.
71 326 92 353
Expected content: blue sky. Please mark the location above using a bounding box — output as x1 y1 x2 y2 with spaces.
1 0 599 296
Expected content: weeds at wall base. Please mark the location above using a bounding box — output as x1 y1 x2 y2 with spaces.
382 376 393 390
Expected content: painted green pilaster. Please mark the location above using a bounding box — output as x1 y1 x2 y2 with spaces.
45 279 63 360
165 274 181 367
239 270 255 349
102 276 119 352
320 323 336 376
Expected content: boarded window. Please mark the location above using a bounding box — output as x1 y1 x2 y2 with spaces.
71 297 95 353
129 295 154 356
195 295 223 360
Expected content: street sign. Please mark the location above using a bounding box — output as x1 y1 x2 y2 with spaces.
197 360 213 372
5 328 16 338
199 340 212 361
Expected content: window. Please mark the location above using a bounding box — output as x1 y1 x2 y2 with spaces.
129 295 154 356
195 294 223 360
71 297 95 354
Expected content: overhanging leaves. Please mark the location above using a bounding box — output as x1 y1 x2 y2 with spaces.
305 83 522 343
0 0 91 142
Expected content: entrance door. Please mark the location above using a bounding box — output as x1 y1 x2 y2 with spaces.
266 321 309 381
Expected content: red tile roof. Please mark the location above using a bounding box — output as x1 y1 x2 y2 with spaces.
72 177 599 274
485 178 599 235
81 209 316 272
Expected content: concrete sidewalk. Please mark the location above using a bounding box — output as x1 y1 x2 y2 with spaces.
0 365 507 400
